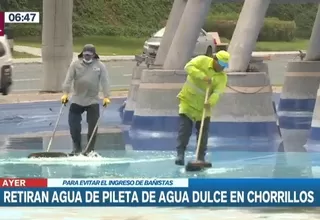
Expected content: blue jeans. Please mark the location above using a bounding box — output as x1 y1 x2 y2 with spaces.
68 103 99 153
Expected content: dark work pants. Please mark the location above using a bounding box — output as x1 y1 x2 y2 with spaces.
68 103 100 154
176 114 210 160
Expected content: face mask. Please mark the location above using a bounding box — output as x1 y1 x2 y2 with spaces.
83 58 93 64
83 53 93 64
217 59 228 70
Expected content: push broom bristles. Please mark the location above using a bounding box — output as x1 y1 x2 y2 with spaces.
28 152 68 158
185 161 212 172
27 105 68 159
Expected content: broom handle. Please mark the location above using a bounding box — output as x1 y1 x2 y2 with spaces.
46 104 65 152
83 107 106 153
195 86 211 160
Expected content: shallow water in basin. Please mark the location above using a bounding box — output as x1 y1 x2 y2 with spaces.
0 150 315 178
0 150 319 219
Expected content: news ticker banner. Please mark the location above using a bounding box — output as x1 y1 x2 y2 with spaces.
0 12 40 36
0 178 320 207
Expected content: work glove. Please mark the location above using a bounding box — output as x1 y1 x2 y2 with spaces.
61 94 68 105
203 76 212 84
103 98 111 107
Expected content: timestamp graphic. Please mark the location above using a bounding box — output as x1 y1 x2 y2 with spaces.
0 12 40 36
5 12 40 24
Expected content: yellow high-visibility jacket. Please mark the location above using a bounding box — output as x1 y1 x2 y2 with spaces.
177 55 227 121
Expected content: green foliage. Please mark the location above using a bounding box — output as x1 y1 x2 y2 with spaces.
11 24 41 37
71 0 171 37
260 18 296 42
72 24 154 38
5 0 320 41
266 4 317 38
204 16 296 42
203 18 236 40
8 0 171 38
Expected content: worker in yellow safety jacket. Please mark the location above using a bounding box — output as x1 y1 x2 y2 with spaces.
175 50 230 166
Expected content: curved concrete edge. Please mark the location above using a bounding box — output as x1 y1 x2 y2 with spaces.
306 139 320 152
279 61 320 152
306 87 320 152
129 68 279 152
132 69 185 117
0 91 128 104
123 66 151 125
130 68 183 150
129 122 280 152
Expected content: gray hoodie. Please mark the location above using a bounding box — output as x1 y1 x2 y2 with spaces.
62 59 110 106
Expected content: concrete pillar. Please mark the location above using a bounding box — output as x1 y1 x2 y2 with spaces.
163 0 212 70
41 0 73 92
203 0 277 154
305 5 320 61
279 6 320 153
123 0 187 125
279 62 320 153
154 0 187 66
227 0 271 72
122 66 147 125
129 69 186 150
307 85 320 152
122 64 163 125
209 64 279 152
128 59 281 154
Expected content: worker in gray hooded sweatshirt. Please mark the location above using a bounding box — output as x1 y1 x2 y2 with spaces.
61 44 111 156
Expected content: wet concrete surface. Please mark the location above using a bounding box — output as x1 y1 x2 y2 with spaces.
0 93 281 137
0 98 126 136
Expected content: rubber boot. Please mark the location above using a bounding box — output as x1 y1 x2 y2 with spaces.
175 150 185 166
70 143 82 156
68 103 85 156
83 132 97 156
175 114 193 166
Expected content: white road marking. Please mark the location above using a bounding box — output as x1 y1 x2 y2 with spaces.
12 84 130 92
12 89 39 92
111 85 130 88
14 78 40 82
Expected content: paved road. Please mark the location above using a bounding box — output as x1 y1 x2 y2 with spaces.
11 56 298 92
11 61 137 93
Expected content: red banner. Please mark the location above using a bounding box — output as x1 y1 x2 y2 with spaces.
0 12 4 36
0 178 48 188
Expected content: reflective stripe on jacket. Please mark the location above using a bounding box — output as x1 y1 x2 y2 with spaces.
177 55 227 121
